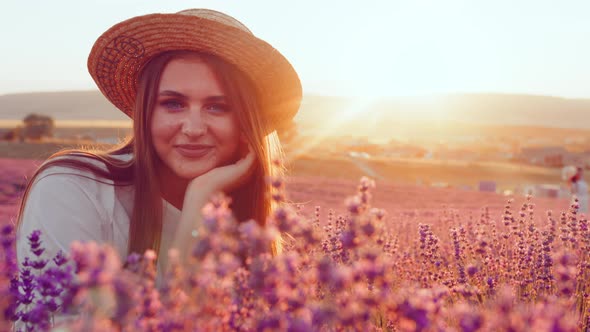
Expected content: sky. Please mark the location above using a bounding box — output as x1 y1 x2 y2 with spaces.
2 0 590 99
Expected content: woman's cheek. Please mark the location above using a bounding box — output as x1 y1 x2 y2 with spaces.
152 112 181 142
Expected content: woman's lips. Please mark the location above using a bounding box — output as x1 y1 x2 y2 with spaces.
175 145 213 158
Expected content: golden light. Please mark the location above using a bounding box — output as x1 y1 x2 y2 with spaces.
286 96 378 162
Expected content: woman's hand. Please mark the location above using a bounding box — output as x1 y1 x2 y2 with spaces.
169 146 256 267
183 146 257 207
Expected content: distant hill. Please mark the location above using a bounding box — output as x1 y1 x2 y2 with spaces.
0 91 127 121
296 93 590 134
2 91 590 139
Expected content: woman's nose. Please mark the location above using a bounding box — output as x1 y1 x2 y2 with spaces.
180 110 207 137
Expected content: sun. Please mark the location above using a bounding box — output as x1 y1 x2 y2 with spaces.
287 96 379 161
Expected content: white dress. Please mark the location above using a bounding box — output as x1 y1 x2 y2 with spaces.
572 179 589 214
16 154 183 281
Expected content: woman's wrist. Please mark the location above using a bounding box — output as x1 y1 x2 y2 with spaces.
185 178 217 205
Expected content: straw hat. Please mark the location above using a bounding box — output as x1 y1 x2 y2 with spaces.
562 165 578 181
87 9 301 130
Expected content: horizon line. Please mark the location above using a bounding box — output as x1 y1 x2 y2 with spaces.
1 89 590 101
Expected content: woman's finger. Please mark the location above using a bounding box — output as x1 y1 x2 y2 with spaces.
233 147 256 181
216 146 256 192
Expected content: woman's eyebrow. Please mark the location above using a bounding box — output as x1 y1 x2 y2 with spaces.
158 90 188 98
157 91 227 102
204 95 228 102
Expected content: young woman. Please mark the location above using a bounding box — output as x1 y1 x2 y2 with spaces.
570 167 589 214
15 9 302 279
563 165 589 214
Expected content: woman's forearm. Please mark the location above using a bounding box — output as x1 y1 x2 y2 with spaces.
166 182 215 267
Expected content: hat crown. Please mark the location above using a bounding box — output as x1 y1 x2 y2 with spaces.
88 8 301 130
176 9 253 34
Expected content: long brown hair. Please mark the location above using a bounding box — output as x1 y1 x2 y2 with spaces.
16 50 283 257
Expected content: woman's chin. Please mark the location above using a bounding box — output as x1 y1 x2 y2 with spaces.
175 168 211 180
167 154 236 180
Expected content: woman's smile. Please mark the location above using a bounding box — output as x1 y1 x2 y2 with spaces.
174 144 214 158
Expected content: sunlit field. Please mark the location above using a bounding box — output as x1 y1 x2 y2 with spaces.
1 153 585 330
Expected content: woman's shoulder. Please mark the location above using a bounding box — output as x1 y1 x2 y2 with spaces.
35 152 133 183
18 153 134 272
27 152 135 218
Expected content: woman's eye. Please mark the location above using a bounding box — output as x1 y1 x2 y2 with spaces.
205 103 231 114
160 99 185 111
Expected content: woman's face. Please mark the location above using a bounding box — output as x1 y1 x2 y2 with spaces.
151 56 242 180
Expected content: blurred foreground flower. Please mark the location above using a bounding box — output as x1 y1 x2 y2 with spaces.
2 175 590 331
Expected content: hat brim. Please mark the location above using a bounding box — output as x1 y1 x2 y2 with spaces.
88 13 301 130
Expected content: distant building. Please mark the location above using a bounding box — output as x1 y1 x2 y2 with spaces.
536 184 561 198
479 181 497 193
521 184 563 198
580 151 590 169
518 147 568 167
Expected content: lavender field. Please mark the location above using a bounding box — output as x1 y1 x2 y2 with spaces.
0 158 587 331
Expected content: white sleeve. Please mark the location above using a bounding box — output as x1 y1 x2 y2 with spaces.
16 172 110 267
572 183 579 195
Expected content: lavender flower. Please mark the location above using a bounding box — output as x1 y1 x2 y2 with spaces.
0 175 589 330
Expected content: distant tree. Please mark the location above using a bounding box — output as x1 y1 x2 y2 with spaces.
1 126 22 142
22 114 54 140
15 126 24 142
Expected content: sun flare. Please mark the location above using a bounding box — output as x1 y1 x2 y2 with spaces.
287 97 379 162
